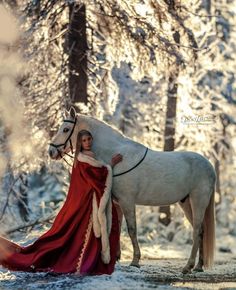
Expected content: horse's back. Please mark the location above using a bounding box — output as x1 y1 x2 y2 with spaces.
173 151 216 182
147 150 215 176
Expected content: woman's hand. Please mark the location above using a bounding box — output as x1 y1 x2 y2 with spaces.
111 153 123 167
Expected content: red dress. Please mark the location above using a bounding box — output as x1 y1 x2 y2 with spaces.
0 154 120 275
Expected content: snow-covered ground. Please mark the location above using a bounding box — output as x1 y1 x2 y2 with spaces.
0 245 236 290
1 231 236 290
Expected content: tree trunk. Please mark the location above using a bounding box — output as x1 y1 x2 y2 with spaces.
68 3 88 105
163 72 178 151
159 30 180 226
17 173 29 222
159 70 178 226
214 143 221 205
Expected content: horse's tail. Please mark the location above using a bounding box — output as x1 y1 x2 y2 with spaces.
203 190 215 269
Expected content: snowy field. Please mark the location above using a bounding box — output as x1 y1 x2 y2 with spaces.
1 240 236 290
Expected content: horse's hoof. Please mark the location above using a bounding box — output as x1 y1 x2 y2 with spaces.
116 251 121 261
182 267 191 274
130 262 140 268
193 267 204 272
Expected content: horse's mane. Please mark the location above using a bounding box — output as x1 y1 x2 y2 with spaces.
79 114 126 139
78 114 144 149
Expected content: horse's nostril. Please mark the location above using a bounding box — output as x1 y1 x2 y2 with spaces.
49 149 53 157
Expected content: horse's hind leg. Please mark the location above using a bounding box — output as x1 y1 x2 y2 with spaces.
179 198 204 272
113 200 123 260
120 202 141 267
193 225 204 272
182 191 209 274
179 197 193 226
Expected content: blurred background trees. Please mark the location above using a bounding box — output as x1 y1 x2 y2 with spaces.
0 0 236 252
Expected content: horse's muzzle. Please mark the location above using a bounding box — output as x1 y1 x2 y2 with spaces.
48 146 62 160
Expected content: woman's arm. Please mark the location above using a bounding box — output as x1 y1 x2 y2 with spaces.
111 154 123 168
81 150 122 167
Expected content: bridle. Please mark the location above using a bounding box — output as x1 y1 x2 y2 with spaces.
49 117 77 164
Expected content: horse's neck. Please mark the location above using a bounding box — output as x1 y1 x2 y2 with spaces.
80 115 144 164
90 120 125 160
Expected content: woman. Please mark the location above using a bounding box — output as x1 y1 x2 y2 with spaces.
0 130 123 275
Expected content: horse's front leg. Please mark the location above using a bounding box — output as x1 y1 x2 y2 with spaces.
113 200 123 260
121 202 141 267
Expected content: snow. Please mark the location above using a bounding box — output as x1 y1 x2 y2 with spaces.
1 190 236 289
0 243 236 289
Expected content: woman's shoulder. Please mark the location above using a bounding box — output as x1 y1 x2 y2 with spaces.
81 150 95 158
78 151 109 168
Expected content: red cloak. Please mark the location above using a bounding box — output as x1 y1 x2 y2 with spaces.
0 153 120 275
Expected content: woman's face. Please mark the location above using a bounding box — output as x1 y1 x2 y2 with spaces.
81 134 93 150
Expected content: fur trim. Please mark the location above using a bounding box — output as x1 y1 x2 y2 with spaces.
106 195 112 236
98 164 112 264
92 192 101 238
77 152 106 167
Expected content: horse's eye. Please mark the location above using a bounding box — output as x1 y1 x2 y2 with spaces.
63 128 70 133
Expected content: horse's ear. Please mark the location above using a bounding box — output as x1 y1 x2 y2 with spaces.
69 106 77 119
63 110 69 119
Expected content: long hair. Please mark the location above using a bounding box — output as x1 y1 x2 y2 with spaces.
74 130 93 167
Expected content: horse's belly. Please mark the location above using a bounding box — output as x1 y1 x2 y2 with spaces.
135 190 188 206
133 159 193 205
113 168 191 206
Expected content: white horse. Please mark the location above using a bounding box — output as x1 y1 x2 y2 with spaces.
48 107 216 274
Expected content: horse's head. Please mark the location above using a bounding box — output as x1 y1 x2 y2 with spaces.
48 107 78 160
